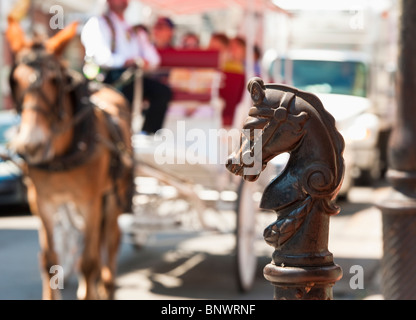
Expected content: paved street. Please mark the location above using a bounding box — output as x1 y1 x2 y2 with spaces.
0 181 388 300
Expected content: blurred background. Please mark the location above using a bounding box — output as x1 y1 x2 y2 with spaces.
0 0 400 300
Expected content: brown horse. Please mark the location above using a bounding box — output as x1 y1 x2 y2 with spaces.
6 18 133 299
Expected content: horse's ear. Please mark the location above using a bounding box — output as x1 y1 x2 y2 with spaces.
247 77 266 106
6 16 29 53
45 21 79 56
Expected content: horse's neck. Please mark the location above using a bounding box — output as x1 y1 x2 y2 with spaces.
298 121 334 164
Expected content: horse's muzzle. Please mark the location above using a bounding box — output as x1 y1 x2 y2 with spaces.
226 154 261 182
11 135 53 166
226 153 243 176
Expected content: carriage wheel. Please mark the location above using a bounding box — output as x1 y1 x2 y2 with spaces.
235 179 258 293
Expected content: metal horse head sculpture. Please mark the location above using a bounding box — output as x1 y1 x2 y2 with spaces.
227 77 345 267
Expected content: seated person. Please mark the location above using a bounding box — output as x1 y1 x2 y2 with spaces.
81 0 172 134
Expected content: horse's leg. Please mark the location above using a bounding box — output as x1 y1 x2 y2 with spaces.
27 183 61 300
37 215 61 300
99 192 121 300
77 198 102 300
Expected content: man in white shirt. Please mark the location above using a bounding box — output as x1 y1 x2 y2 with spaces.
81 0 172 134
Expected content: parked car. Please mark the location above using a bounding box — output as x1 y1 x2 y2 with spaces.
0 110 26 206
268 50 383 195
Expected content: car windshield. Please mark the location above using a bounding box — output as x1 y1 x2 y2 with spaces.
0 115 19 146
0 125 11 145
272 59 368 97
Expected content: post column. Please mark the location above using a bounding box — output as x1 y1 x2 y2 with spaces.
376 0 416 300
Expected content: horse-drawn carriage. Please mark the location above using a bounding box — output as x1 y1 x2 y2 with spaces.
5 18 284 298
125 48 284 293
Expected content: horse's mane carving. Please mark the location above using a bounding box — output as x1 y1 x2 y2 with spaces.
260 82 344 202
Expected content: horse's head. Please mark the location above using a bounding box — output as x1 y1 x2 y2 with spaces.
226 77 309 181
227 77 344 210
6 17 78 165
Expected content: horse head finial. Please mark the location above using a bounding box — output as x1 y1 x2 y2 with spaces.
227 77 344 299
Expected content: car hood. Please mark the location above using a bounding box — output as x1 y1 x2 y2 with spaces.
0 160 21 178
314 93 370 124
0 145 21 177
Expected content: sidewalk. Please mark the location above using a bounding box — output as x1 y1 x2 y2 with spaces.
0 182 387 300
330 206 383 299
111 182 388 300
329 183 388 299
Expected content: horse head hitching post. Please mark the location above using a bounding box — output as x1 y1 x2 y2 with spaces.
227 77 344 300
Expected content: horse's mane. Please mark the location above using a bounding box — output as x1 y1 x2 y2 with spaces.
296 88 345 193
265 83 345 195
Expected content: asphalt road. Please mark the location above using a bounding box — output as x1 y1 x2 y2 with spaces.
0 181 387 300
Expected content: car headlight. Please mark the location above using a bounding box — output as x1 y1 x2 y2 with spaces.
343 113 379 145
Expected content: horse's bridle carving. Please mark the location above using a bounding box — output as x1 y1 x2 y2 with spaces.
244 91 298 165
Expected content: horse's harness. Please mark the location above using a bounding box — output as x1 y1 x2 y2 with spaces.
244 90 297 162
9 45 131 175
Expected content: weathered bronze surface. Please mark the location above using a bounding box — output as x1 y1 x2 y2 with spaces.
376 0 416 300
226 77 344 299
